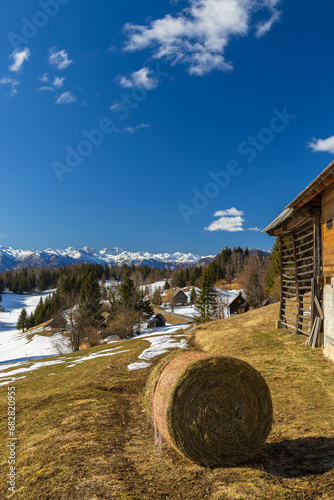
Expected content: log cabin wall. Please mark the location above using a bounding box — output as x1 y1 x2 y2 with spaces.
322 184 334 360
322 183 334 276
263 160 334 356
279 218 318 337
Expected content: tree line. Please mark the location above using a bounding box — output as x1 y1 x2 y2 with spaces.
13 242 281 346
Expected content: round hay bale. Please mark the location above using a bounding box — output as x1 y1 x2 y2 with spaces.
150 351 273 467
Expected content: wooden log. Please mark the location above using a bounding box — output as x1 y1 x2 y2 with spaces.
314 296 324 320
292 233 301 334
282 314 297 323
313 218 321 328
283 285 297 290
295 255 314 264
279 238 284 322
281 321 296 329
312 318 321 348
282 304 298 310
297 270 314 277
294 230 313 243
296 262 314 269
295 238 314 248
297 328 311 336
295 247 313 258
308 321 316 346
310 278 315 329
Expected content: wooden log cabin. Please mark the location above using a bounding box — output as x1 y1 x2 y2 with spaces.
263 159 334 360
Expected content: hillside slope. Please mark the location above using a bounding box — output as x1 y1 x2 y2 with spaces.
1 305 334 499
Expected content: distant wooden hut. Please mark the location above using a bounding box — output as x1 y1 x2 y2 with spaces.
147 313 166 329
229 293 249 315
49 315 67 333
172 289 188 306
263 159 334 358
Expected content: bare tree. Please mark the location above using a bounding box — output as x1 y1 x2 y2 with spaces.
216 293 230 319
240 252 268 308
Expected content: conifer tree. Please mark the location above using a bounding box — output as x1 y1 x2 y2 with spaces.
177 269 187 288
17 308 28 332
190 287 197 304
195 267 217 323
78 272 102 326
118 269 137 308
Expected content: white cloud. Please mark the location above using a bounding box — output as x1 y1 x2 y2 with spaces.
256 9 281 37
214 207 244 217
121 123 150 133
307 135 334 155
0 76 19 96
9 48 30 72
48 48 73 70
116 67 159 90
205 208 245 232
56 91 77 104
39 73 50 83
123 0 282 75
53 76 65 88
38 76 65 92
248 227 261 231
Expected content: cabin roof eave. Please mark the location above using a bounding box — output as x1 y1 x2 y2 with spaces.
262 158 334 235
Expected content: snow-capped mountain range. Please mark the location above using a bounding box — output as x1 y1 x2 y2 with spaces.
0 246 214 272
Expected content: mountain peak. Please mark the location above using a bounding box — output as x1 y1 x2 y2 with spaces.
0 246 213 272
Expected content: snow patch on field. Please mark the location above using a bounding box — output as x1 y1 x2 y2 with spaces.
128 361 151 371
126 323 189 371
66 347 129 367
0 291 72 365
138 335 188 361
0 289 191 381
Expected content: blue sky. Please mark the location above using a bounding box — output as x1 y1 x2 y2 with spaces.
1 0 334 256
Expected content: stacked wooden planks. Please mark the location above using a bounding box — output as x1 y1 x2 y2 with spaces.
279 217 322 345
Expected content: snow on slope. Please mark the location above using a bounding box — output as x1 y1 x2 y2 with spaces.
0 246 213 272
0 311 190 385
155 285 245 319
0 291 71 364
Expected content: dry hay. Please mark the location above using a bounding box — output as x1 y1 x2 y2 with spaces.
147 350 273 467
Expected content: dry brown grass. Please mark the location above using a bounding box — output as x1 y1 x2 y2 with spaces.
1 304 334 499
215 279 243 290
194 303 279 355
153 309 193 325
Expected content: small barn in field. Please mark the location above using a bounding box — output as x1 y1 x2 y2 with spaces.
49 315 67 333
172 289 188 306
147 313 166 329
229 293 249 315
263 159 334 359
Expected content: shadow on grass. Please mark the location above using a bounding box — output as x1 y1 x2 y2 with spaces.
254 437 334 477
